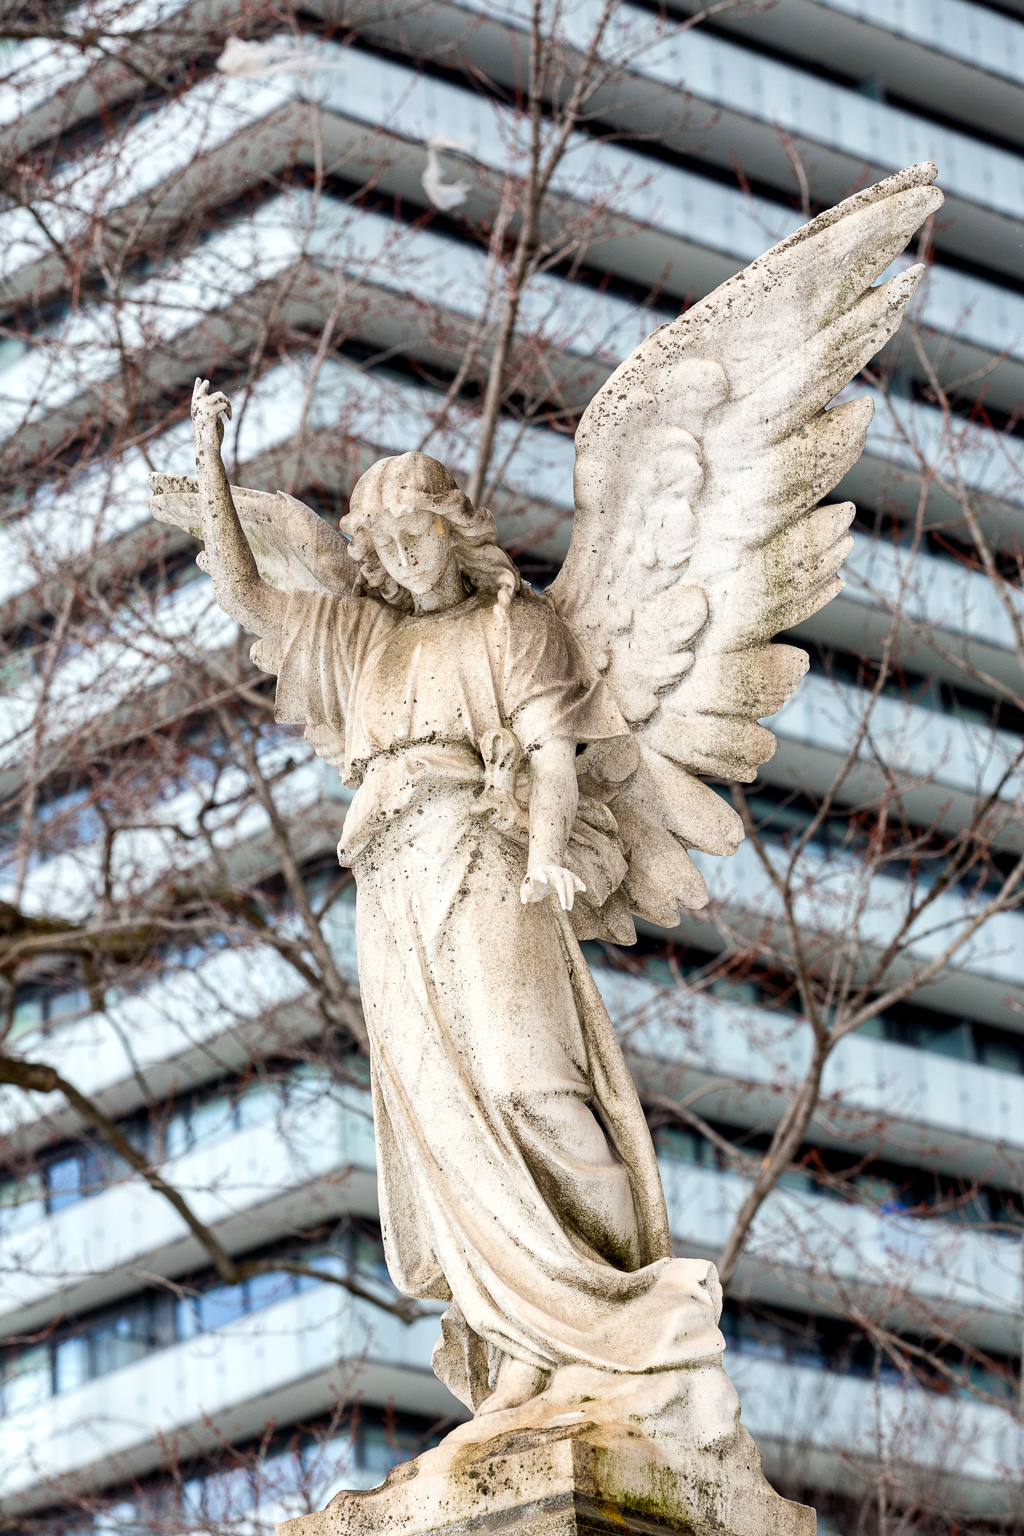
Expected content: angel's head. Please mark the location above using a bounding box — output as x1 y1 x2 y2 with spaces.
341 453 519 610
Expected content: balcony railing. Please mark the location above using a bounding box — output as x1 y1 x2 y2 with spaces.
0 1244 1019 1517
2 1073 1019 1357
4 40 1023 410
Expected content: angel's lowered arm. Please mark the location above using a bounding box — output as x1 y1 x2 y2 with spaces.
520 739 586 913
191 379 288 638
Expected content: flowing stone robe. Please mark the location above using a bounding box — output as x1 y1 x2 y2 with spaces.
254 585 726 1409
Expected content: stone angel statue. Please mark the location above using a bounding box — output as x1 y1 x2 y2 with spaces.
149 165 941 1454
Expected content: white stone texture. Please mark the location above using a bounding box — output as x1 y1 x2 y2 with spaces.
148 165 941 1528
277 1409 815 1536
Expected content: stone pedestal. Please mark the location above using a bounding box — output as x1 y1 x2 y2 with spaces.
277 1419 815 1536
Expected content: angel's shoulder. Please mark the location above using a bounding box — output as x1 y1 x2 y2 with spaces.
509 585 564 633
256 583 394 666
507 587 602 675
284 583 394 622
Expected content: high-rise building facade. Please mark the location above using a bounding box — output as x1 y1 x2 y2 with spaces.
1 0 1023 1530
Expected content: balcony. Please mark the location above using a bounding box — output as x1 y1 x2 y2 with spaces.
0 1245 1019 1517
2 1059 1019 1356
796 522 1024 695
4 40 1023 419
0 1280 452 1515
0 191 654 471
664 1162 1021 1354
353 0 1024 280
769 671 1024 849
0 1083 377 1340
5 755 1024 1162
2 299 1019 726
611 942 1024 1184
733 1351 1024 1520
686 836 1024 1030
675 0 1024 148
0 0 216 159
0 941 317 1155
840 385 1024 540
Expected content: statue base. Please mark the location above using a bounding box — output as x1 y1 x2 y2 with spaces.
277 1368 814 1536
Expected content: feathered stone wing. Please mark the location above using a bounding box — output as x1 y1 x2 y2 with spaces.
146 473 358 597
147 474 362 775
551 163 944 932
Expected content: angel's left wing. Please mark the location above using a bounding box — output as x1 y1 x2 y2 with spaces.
147 473 359 597
148 474 363 776
552 162 944 931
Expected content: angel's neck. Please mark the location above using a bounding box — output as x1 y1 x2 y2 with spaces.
411 556 466 614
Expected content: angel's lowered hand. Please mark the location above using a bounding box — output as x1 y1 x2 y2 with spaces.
520 864 585 912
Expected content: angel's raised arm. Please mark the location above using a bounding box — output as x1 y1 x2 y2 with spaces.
190 380 288 639
149 385 362 639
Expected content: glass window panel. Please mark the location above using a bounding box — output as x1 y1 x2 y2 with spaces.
858 1175 899 1208
54 1336 89 1393
968 1363 1014 1400
0 1170 45 1234
955 1190 993 1226
9 994 44 1040
189 1096 234 1150
789 1345 825 1371
196 1283 247 1332
286 1066 329 1108
203 1466 254 1521
237 1080 282 1128
353 1233 390 1286
738 1334 785 1361
94 1502 140 1535
164 1112 189 1161
90 1325 151 1378
151 1292 177 1349
1 1346 51 1414
121 1118 152 1157
78 1146 121 1198
46 987 89 1024
181 1478 205 1515
46 1154 83 1212
980 1040 1024 1074
246 1270 297 1314
656 1127 711 1167
304 1434 356 1481
258 1447 307 1507
304 1434 359 1502
711 979 759 1007
301 1249 345 1285
734 1313 787 1352
777 1170 816 1196
361 1425 421 1477
915 1021 975 1062
176 1298 201 1340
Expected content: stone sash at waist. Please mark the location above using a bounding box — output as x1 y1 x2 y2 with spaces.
338 741 485 864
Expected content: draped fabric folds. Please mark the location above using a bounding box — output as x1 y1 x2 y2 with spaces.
256 588 726 1409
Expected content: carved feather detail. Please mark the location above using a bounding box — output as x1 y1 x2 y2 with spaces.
553 162 944 928
147 475 358 597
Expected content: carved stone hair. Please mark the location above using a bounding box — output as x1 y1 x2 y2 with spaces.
340 453 519 611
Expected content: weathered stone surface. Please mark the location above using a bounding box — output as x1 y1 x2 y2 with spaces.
277 1417 814 1536
152 163 942 1536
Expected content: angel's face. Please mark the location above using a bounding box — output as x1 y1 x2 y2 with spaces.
372 505 454 596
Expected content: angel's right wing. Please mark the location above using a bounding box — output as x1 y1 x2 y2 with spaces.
552 163 943 932
147 473 359 597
